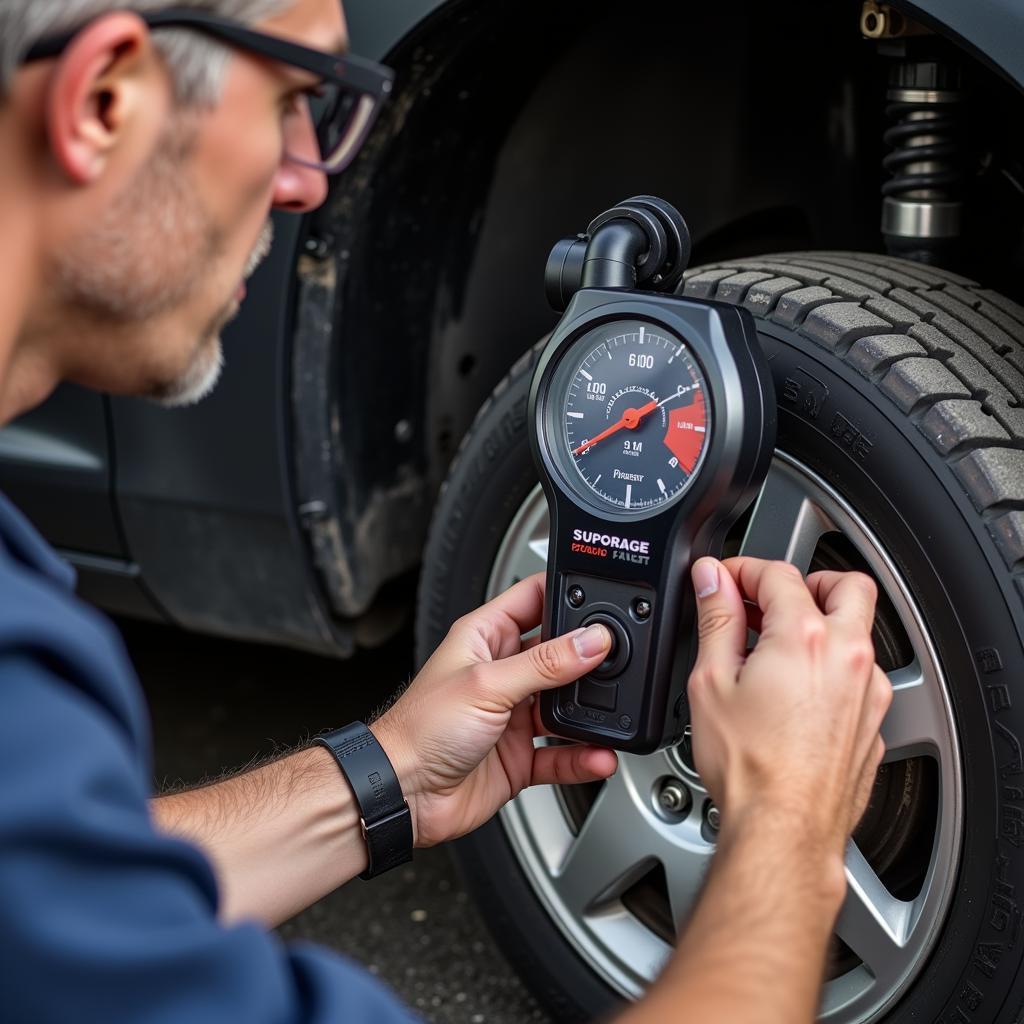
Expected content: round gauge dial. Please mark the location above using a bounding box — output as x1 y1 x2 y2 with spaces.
546 319 711 514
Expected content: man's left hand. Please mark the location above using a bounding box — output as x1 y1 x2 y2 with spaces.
372 574 618 847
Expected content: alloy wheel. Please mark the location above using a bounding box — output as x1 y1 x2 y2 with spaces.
487 453 962 1023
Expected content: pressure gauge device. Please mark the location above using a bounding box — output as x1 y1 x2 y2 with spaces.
530 198 776 753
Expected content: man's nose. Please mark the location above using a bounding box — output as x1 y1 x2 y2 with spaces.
272 162 329 213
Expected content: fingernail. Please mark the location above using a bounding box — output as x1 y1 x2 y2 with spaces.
574 624 611 659
693 559 719 599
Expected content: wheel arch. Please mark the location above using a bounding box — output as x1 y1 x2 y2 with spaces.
293 0 1024 625
903 0 1024 90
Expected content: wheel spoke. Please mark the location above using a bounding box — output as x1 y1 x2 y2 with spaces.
739 463 833 573
661 837 714 928
835 840 912 987
607 753 714 926
882 662 944 763
502 535 549 587
553 773 653 915
486 487 550 597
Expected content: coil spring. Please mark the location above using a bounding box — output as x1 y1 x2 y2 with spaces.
882 98 964 200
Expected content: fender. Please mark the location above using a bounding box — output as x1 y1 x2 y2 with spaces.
904 0 1024 90
346 0 1024 95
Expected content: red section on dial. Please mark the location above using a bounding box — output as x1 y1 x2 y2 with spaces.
662 390 707 473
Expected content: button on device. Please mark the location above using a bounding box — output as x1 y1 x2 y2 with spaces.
577 679 618 711
582 613 631 679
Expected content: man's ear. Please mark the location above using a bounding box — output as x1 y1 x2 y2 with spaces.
45 12 169 185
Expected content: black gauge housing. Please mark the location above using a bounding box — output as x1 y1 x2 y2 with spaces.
530 289 775 753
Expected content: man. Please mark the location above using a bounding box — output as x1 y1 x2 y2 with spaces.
0 1 891 1022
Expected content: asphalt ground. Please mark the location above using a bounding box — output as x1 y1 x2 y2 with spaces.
124 616 551 1024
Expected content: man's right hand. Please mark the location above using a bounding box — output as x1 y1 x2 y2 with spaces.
687 556 892 866
618 557 892 1024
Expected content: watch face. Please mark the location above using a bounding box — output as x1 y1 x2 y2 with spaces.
544 319 712 516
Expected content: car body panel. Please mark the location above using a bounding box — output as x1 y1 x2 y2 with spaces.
347 0 1024 91
907 0 1024 88
344 0 445 60
107 213 352 654
0 384 123 556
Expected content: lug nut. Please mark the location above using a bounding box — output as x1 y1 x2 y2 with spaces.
567 585 586 608
706 803 721 831
658 778 691 816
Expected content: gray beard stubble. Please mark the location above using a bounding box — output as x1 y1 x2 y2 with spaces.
55 118 221 324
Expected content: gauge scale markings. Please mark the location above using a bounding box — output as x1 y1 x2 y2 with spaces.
554 322 711 514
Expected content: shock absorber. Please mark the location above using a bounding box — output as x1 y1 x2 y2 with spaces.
881 59 965 264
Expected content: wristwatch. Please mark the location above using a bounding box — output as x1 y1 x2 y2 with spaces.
313 722 414 879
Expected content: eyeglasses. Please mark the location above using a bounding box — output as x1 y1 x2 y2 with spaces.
23 6 394 176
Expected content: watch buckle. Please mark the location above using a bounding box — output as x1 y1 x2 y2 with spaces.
359 800 410 840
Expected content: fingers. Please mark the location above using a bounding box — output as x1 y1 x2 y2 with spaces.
467 572 547 643
850 734 886 831
845 664 891 832
856 666 893 761
743 599 764 638
689 557 749 687
475 622 613 708
806 570 878 633
531 694 557 737
531 743 618 786
721 557 822 631
498 573 546 633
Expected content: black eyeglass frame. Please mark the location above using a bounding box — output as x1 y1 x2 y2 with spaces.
24 7 394 173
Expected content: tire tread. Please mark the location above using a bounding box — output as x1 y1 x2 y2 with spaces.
681 252 1024 579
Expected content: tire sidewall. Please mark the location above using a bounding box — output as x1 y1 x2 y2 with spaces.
759 325 1022 1023
416 323 1024 1022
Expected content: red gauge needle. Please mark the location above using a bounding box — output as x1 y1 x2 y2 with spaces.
573 399 658 456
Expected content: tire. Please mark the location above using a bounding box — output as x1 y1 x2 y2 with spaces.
416 251 1024 1023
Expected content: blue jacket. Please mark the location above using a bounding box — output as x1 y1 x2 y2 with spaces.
0 492 418 1023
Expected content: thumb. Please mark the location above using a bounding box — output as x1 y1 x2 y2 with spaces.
690 557 748 684
480 623 613 708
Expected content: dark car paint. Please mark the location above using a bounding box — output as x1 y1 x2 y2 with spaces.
1 385 124 558
2 0 1023 657
355 0 1024 91
905 0 1024 89
104 213 354 654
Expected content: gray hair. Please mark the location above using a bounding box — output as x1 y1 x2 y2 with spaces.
0 0 290 105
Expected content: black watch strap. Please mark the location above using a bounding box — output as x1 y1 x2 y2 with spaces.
313 722 413 880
